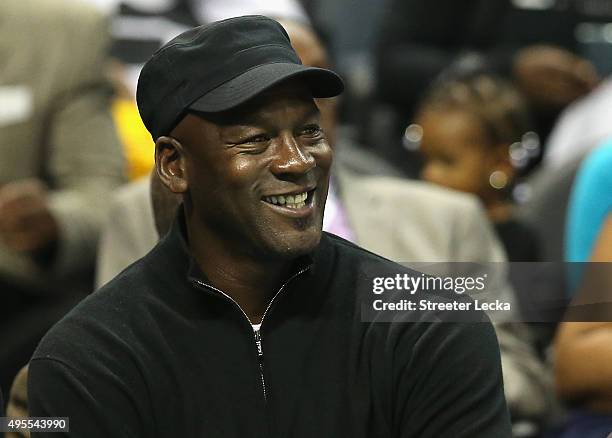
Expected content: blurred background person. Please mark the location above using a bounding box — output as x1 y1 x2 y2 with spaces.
520 74 612 265
553 140 612 437
0 0 125 393
100 0 309 95
375 0 605 177
414 74 540 262
543 77 612 171
565 142 612 274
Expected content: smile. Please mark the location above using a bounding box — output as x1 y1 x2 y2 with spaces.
262 191 312 209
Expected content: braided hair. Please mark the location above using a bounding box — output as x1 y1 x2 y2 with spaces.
418 73 532 151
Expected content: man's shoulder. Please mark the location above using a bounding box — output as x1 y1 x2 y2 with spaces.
322 233 495 322
321 232 429 283
32 259 156 363
322 231 404 267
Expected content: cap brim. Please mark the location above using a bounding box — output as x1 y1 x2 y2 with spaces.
188 63 344 112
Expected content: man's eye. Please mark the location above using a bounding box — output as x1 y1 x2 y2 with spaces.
245 134 270 143
301 125 323 137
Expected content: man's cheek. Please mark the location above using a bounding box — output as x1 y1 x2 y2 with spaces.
313 143 333 170
226 156 261 187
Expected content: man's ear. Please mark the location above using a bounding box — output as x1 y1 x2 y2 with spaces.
155 136 188 194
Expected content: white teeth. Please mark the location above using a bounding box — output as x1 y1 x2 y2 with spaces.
284 202 305 209
264 191 308 207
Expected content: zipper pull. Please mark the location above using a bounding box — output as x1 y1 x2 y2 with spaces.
254 329 263 357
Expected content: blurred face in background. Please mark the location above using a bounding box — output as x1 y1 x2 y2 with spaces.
279 19 338 145
417 108 500 202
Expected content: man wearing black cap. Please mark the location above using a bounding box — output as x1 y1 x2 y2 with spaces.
28 16 511 437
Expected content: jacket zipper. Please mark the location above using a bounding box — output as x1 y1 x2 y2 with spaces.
192 265 310 402
254 328 266 400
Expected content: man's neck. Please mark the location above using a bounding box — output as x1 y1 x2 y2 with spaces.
200 252 292 325
186 225 294 325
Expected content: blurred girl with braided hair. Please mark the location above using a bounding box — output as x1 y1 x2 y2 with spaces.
414 74 540 261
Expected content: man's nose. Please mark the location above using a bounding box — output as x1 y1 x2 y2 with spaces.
271 134 316 176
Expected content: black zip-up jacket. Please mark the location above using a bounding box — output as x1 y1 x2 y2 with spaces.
29 217 511 437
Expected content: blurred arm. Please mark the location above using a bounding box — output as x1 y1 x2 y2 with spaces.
555 214 612 412
44 8 126 274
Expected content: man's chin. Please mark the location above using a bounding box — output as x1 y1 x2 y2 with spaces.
264 228 322 259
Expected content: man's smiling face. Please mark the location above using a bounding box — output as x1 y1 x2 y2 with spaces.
172 80 332 260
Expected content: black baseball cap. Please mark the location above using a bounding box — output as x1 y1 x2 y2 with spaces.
136 15 344 140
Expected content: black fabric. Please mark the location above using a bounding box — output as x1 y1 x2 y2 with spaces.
495 218 540 262
0 276 86 394
136 15 344 139
376 0 580 117
189 63 343 113
28 217 511 437
0 386 3 438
